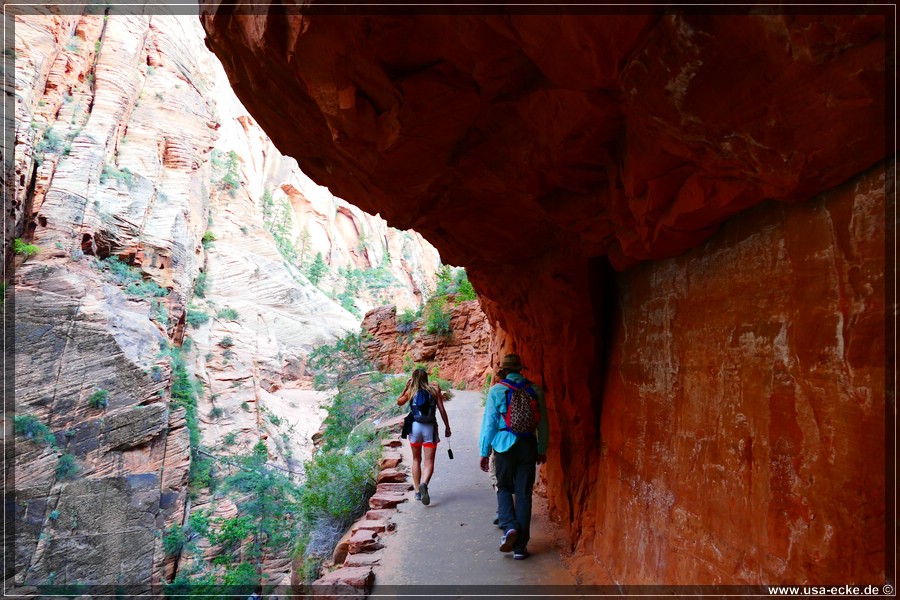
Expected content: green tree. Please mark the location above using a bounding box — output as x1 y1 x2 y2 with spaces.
423 295 452 337
455 269 477 301
435 264 454 296
308 331 372 390
297 226 312 267
221 441 302 567
306 252 327 286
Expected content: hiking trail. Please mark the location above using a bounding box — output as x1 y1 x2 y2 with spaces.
369 389 575 590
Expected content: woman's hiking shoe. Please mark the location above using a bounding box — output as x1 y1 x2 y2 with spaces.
414 491 422 502
499 529 518 552
513 550 530 560
420 483 430 506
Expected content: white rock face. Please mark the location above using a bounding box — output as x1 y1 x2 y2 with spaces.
11 11 441 592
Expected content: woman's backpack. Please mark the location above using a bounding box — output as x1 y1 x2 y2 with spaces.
410 388 437 423
499 379 540 435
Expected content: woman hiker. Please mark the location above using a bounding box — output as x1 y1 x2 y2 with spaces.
397 368 451 505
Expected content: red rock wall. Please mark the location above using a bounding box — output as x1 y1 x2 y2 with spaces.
361 300 492 389
565 163 888 584
199 10 891 585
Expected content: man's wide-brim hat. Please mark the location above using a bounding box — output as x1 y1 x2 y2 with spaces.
500 353 525 371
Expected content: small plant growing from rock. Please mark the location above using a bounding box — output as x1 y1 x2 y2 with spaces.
88 389 109 409
217 307 239 321
151 299 167 324
218 336 234 348
14 414 56 447
397 307 419 334
240 402 250 412
193 272 207 298
208 406 224 420
13 238 40 258
222 431 238 446
56 453 79 480
100 165 135 188
49 509 60 521
201 231 216 248
162 522 185 557
186 307 210 328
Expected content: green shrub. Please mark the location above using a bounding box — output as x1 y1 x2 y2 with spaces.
217 307 239 321
219 336 234 348
221 562 257 588
423 296 452 337
88 389 109 409
56 453 79 480
396 307 419 335
100 165 135 188
201 231 216 248
240 402 250 412
189 511 211 539
213 515 251 557
429 365 452 392
294 448 378 578
34 128 64 155
189 458 214 496
193 272 207 298
13 238 40 257
14 414 56 447
151 299 168 323
435 264 454 296
208 406 224 420
222 431 238 446
163 571 218 598
169 348 214 497
456 274 477 302
49 509 60 521
162 523 185 556
186 308 210 328
100 257 168 298
308 331 373 390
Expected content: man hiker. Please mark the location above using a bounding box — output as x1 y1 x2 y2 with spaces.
478 353 548 560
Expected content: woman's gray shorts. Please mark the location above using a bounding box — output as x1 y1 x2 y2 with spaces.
408 420 440 447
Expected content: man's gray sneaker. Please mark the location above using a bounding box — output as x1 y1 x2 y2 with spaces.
420 482 430 505
499 529 518 552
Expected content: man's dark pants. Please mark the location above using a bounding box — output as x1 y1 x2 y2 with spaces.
494 435 537 553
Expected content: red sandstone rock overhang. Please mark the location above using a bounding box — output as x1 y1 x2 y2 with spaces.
199 8 890 272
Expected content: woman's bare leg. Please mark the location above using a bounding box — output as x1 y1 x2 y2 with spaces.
410 444 423 492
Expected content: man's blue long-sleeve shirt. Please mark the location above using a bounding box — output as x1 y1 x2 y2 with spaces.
479 372 549 457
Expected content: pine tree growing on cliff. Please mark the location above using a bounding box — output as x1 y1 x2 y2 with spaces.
297 225 312 267
306 252 327 286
